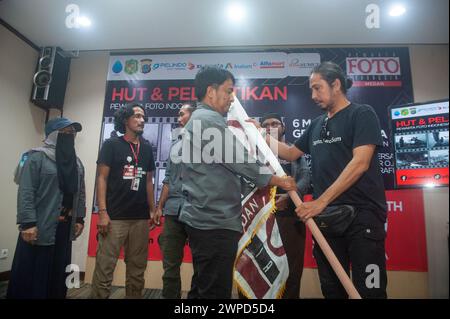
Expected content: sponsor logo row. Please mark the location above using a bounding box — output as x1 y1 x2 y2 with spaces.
111 59 293 75
112 56 404 74
110 55 406 88
392 104 449 118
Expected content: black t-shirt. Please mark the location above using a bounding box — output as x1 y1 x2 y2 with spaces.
97 136 156 220
294 103 387 221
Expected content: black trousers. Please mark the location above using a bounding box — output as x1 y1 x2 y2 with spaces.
313 210 387 299
6 220 72 299
158 215 189 299
276 214 306 299
185 225 241 299
49 219 73 298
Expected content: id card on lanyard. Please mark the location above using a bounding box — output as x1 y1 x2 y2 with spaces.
131 176 140 191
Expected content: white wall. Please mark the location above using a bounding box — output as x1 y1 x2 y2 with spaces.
410 45 449 298
423 188 449 298
410 45 449 102
0 25 45 272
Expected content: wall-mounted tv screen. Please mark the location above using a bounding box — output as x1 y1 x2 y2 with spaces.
390 99 449 188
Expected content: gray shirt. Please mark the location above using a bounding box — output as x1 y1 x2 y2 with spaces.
162 137 184 216
178 103 272 233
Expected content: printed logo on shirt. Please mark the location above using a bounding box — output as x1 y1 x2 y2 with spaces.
122 165 146 179
122 165 135 179
313 136 343 146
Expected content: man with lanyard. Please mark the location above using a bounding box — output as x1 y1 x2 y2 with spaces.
91 102 156 299
253 61 388 298
154 103 196 299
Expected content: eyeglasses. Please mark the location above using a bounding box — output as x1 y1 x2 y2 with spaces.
261 121 283 128
320 116 330 140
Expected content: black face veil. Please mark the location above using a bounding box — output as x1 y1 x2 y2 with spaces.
55 132 78 209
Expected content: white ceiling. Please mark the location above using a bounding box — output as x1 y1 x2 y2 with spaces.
0 0 448 51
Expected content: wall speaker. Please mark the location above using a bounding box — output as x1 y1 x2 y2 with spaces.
31 47 71 110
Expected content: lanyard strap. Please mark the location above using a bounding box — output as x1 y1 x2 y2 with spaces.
128 141 140 168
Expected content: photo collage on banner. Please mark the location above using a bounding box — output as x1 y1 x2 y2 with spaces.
87 48 429 271
390 100 449 188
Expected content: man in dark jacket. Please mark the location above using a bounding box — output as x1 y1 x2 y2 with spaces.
261 112 310 298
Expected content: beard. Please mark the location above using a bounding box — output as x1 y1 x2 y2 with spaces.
133 126 144 136
316 101 332 112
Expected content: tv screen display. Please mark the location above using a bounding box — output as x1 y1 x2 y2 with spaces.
389 99 449 188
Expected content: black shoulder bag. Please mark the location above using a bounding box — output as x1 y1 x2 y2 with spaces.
313 205 357 237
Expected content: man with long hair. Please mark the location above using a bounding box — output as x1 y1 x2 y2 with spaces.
91 103 156 299
255 61 387 298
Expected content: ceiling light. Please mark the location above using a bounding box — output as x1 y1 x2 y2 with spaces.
389 5 406 17
227 3 246 22
76 16 92 27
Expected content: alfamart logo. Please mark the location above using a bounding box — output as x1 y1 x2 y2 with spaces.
346 56 402 87
259 61 285 69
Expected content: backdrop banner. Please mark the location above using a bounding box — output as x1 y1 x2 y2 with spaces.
87 48 427 271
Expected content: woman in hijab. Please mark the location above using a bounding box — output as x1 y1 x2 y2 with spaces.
7 117 86 299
